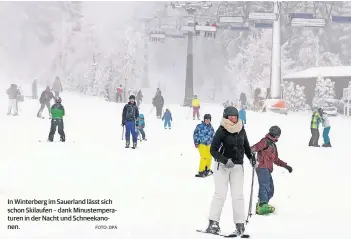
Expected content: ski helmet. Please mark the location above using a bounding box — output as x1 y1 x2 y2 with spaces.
55 97 62 103
223 106 238 119
269 126 281 138
204 114 211 121
129 95 135 100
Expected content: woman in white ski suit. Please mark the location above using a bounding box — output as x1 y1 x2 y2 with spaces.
205 106 255 236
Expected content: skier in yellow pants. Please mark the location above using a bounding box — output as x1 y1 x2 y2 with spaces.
193 114 215 177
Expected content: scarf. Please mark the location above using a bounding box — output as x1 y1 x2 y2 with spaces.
220 118 243 134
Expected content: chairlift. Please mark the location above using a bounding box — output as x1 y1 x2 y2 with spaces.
149 30 166 43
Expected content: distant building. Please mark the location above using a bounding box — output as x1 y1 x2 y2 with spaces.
283 66 351 106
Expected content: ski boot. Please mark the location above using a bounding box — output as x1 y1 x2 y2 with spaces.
205 220 220 235
226 223 246 237
125 141 130 148
132 142 137 149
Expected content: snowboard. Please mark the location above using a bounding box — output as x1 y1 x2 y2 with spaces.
196 229 250 238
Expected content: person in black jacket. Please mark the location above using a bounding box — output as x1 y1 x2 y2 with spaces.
152 91 164 119
205 106 256 237
122 95 139 148
37 86 54 118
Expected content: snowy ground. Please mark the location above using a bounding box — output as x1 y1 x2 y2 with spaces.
1 85 350 239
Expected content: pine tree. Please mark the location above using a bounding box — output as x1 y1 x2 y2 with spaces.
283 81 296 110
283 81 308 111
313 76 336 108
293 85 308 111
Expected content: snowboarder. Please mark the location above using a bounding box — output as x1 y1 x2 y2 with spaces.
122 95 139 148
162 108 172 129
52 76 63 97
309 108 322 147
321 111 331 147
239 106 246 124
137 113 147 141
192 95 200 120
250 126 292 215
116 85 123 103
32 79 38 99
136 90 143 108
6 84 21 116
37 86 54 118
152 91 164 119
205 106 255 236
193 114 215 177
48 97 65 142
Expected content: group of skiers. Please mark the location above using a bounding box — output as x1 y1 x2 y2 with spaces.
309 107 332 147
6 77 65 142
193 106 293 237
116 84 144 107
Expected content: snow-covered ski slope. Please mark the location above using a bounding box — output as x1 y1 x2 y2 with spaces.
1 88 350 239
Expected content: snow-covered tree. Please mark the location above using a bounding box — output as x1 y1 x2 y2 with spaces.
231 29 272 93
313 76 336 108
283 81 308 111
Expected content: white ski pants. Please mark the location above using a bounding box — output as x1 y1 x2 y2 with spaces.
7 99 18 115
209 163 245 224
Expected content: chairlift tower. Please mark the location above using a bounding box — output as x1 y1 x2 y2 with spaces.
169 1 213 106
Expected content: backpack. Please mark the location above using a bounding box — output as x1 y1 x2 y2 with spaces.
259 138 276 152
125 105 136 121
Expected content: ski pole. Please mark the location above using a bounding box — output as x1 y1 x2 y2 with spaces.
148 106 154 115
246 154 256 225
186 106 192 119
122 126 125 140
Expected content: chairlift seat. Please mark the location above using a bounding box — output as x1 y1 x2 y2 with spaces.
150 33 166 39
195 25 217 32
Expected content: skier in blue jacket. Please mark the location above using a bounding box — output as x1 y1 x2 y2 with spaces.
239 107 246 124
137 113 147 141
162 108 172 129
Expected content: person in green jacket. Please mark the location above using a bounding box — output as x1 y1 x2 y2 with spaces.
309 108 322 147
48 97 65 142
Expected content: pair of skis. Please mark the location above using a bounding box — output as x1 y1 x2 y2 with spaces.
196 229 250 238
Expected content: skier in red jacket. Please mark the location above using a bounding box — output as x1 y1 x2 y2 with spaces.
250 126 293 215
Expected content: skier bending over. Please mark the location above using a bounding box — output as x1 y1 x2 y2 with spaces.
122 95 139 148
205 106 255 237
48 97 65 142
250 126 292 215
193 114 214 177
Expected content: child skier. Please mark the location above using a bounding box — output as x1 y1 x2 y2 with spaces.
162 108 172 129
250 126 292 215
321 111 331 147
137 114 147 141
239 106 246 124
193 114 215 177
48 97 65 142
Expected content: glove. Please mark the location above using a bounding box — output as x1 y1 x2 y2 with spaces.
225 158 235 169
121 121 125 126
195 144 199 148
249 153 257 168
284 165 293 173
